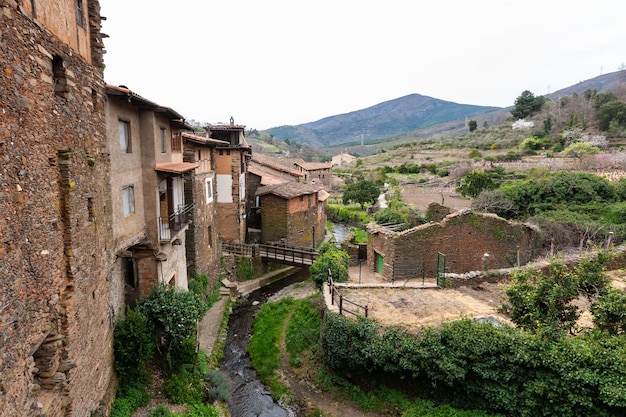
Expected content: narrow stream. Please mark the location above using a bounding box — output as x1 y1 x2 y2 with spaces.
221 269 309 417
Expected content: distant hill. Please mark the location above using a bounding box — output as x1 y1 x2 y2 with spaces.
546 70 626 102
262 71 626 148
263 94 500 148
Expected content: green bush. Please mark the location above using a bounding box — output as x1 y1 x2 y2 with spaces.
150 405 174 417
204 370 231 402
591 289 626 334
113 307 154 383
235 256 255 281
321 313 626 417
164 371 203 405
309 243 350 287
139 284 206 354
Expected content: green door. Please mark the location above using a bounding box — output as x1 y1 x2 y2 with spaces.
376 253 384 274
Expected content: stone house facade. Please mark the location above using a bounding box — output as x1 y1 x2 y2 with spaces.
290 158 333 189
209 120 251 243
255 182 329 247
182 132 226 288
0 1 116 416
367 210 539 281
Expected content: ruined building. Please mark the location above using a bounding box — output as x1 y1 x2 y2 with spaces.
0 0 116 415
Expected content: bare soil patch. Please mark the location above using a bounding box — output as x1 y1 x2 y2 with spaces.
339 282 511 330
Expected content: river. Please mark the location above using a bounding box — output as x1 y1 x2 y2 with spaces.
221 269 309 417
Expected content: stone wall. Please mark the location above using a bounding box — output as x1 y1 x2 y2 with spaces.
0 2 118 416
260 194 289 243
368 210 539 281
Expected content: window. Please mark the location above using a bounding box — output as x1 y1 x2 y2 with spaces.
122 185 135 217
75 0 85 27
119 120 131 153
52 55 67 98
207 225 213 248
205 177 213 203
160 128 167 153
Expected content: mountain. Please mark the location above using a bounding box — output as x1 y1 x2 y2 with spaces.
262 71 626 148
546 70 626 102
263 94 501 148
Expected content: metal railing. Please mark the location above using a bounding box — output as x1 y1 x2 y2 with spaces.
159 203 193 241
327 268 368 318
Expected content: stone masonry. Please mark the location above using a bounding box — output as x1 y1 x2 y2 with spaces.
0 1 118 416
368 210 539 281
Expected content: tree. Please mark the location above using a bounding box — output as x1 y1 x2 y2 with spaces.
597 100 626 132
468 119 478 132
505 260 580 336
139 284 206 358
511 90 546 119
456 169 497 198
591 289 626 334
471 189 517 218
310 242 350 287
342 179 379 208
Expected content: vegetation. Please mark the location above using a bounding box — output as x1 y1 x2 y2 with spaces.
321 312 626 417
342 179 379 208
510 90 546 119
111 276 224 417
309 242 350 287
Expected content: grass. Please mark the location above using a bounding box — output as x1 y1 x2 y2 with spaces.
248 290 504 416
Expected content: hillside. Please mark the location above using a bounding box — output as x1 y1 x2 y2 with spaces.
261 71 626 149
264 94 500 147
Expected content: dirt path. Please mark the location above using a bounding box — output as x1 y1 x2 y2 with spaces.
278 310 384 417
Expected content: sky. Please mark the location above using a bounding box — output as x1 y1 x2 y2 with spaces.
100 1 626 130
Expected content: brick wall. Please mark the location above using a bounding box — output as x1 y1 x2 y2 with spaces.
0 2 117 416
368 211 539 280
260 195 288 243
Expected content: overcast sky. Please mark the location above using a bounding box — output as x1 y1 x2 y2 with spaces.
101 1 626 130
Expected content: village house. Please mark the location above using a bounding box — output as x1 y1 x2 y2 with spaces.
331 152 357 167
255 182 329 247
0 1 116 416
290 158 333 188
182 132 227 287
105 84 202 305
208 119 251 243
367 209 539 281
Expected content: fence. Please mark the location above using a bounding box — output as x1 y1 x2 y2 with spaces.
327 268 368 318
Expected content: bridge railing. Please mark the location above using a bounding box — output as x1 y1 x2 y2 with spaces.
327 268 368 318
259 243 319 265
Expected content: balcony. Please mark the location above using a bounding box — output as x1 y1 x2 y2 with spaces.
159 203 193 241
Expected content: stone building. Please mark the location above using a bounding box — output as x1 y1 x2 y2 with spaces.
208 119 251 243
367 210 539 280
0 0 116 415
331 152 356 167
105 84 200 304
290 158 333 188
182 132 226 288
255 182 329 247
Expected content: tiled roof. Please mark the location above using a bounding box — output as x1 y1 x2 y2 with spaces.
255 181 319 199
248 166 288 186
251 154 303 177
290 158 333 171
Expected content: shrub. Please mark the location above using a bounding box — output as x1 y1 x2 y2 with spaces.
139 284 206 355
235 256 255 281
204 370 231 402
309 243 350 287
164 371 203 405
113 307 154 382
591 289 626 334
